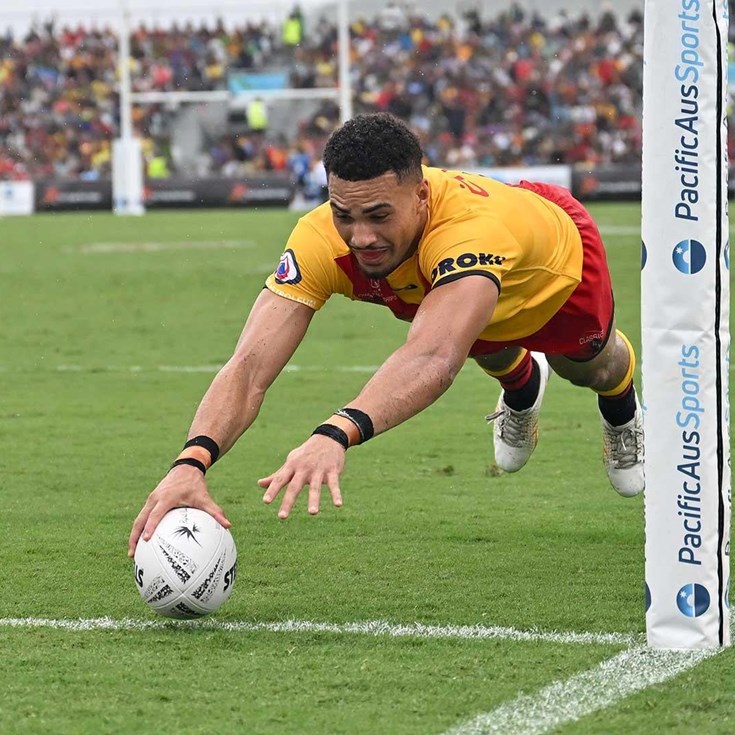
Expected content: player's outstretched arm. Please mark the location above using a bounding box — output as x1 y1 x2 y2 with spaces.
261 274 498 518
128 290 315 555
351 274 499 431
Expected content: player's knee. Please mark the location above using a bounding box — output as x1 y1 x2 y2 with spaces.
565 373 592 388
550 359 613 390
565 369 609 390
474 346 526 375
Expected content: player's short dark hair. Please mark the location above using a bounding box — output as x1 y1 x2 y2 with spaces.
322 113 424 183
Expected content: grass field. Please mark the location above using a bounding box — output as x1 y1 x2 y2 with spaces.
1 204 733 734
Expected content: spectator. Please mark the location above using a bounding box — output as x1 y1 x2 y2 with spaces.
282 6 303 48
4 6 730 183
246 97 268 134
147 150 170 178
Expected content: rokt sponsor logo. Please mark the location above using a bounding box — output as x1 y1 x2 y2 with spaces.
430 252 506 282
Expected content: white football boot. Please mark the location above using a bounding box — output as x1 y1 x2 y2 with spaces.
486 352 550 472
600 395 644 497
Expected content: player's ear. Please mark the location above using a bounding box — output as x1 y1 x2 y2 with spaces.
416 178 429 209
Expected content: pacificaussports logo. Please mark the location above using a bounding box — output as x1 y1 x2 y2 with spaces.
275 249 302 285
672 239 706 274
676 583 710 617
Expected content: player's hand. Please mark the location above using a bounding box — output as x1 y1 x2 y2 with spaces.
259 435 345 519
127 465 231 557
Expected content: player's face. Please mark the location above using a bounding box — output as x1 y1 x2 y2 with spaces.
328 171 429 279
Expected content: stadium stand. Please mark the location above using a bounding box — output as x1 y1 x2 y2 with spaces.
0 2 733 188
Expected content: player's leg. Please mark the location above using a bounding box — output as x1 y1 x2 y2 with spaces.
547 322 644 496
514 182 642 495
475 347 551 472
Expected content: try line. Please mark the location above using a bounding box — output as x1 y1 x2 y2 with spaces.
0 616 640 647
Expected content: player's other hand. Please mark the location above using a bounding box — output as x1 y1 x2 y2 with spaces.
127 465 231 557
259 435 345 519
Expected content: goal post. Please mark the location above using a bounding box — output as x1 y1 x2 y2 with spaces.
113 0 352 215
113 3 144 215
641 0 731 648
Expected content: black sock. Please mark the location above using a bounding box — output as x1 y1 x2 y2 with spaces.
598 386 637 427
503 358 541 411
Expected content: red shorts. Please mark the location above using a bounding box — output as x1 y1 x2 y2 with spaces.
469 181 614 361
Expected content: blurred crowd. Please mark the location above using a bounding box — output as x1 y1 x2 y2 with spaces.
0 3 732 183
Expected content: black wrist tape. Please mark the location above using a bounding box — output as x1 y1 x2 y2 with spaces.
170 457 207 474
312 423 350 450
335 407 374 443
184 435 220 464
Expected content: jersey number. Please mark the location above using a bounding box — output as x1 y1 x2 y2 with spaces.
443 170 490 197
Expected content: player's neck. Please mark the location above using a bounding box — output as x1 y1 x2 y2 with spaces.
409 209 429 256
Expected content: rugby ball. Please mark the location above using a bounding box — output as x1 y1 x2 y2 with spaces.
133 507 237 619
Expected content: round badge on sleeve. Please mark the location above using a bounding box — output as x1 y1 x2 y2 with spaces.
274 249 302 285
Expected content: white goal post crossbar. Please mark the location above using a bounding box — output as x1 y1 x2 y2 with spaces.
114 0 352 214
129 88 340 105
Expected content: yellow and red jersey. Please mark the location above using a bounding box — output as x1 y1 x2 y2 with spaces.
265 166 584 343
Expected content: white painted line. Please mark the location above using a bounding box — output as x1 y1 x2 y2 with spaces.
0 617 641 646
441 645 721 735
598 225 641 236
250 263 282 274
69 240 256 254
283 364 380 374
4 362 732 379
53 364 381 374
157 364 225 374
597 224 735 236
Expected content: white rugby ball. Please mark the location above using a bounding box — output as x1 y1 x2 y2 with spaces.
133 507 237 619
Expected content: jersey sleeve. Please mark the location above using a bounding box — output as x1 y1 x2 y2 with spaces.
264 217 343 310
418 216 520 293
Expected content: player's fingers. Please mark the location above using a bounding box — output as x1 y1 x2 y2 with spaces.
262 469 292 504
326 470 343 508
128 501 154 557
278 476 305 519
257 475 274 488
142 502 171 543
203 499 231 529
307 477 323 515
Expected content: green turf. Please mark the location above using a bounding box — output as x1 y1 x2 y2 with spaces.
0 629 620 735
0 205 731 734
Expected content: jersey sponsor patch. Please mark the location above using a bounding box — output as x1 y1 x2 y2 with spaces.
430 252 506 283
274 249 302 285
